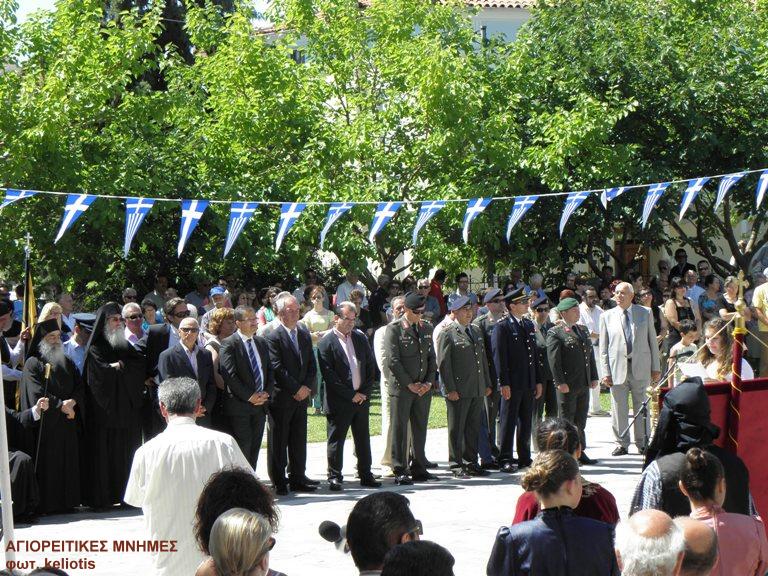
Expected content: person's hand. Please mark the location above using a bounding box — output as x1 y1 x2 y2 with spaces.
445 391 459 401
110 361 124 371
500 385 511 401
407 383 422 394
296 385 312 402
484 387 492 397
36 397 49 412
590 380 599 389
19 327 30 341
352 392 367 404
651 371 661 383
534 383 543 400
557 383 570 394
250 391 269 406
144 377 154 387
194 404 207 418
419 383 431 397
602 376 613 388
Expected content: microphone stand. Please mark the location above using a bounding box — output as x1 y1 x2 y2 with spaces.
34 363 51 474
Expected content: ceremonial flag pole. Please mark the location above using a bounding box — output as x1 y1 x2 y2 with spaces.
726 271 748 452
22 232 36 358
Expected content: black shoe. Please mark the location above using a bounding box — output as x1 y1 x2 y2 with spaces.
360 475 382 488
412 471 439 481
517 460 532 469
481 460 500 470
500 462 517 474
328 478 343 492
612 446 628 456
394 474 413 486
274 485 289 496
425 460 439 469
578 454 598 465
298 476 320 486
289 482 318 493
466 463 491 477
452 467 470 479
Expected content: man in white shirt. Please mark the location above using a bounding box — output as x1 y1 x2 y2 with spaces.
579 288 607 416
125 376 251 576
685 270 705 316
63 313 95 375
58 292 76 333
122 302 145 347
335 270 368 309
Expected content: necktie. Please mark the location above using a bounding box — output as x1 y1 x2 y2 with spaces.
246 339 263 392
342 336 361 391
623 309 633 355
290 329 300 355
465 325 474 343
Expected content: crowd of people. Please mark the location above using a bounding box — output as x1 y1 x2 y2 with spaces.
0 250 766 575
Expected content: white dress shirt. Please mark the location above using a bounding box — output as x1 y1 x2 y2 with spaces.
578 301 604 345
124 417 252 576
236 330 264 385
181 342 198 376
335 280 369 308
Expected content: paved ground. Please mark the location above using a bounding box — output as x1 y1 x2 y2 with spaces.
6 413 645 575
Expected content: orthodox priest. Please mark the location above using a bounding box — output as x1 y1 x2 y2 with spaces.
83 302 145 508
20 318 83 514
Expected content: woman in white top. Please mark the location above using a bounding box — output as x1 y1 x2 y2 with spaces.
300 286 334 415
697 318 753 382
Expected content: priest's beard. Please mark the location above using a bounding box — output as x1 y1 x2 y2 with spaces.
39 340 66 366
104 324 127 349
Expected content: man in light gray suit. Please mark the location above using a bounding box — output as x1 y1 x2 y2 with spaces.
599 282 661 455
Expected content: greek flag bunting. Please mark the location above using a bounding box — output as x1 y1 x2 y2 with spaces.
123 198 155 257
177 200 209 257
412 200 445 246
756 170 768 209
679 177 710 221
0 189 36 210
641 182 670 229
559 191 590 237
275 202 307 251
368 201 402 243
714 172 746 211
506 196 538 242
319 202 355 248
54 194 97 244
599 187 626 209
223 202 259 257
462 198 491 243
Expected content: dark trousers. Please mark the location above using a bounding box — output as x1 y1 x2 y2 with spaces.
557 384 589 451
390 390 431 476
446 396 483 468
267 395 309 486
326 403 372 479
532 380 557 451
499 387 534 466
484 387 501 455
228 407 267 469
141 387 165 442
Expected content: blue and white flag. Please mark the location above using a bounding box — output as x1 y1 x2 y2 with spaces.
641 182 671 229
0 189 35 210
368 201 402 243
412 200 445 245
319 202 354 248
756 170 768 209
714 172 746 211
559 191 590 237
679 177 710 221
54 193 96 244
599 187 626 209
275 202 307 251
506 195 538 242
123 197 155 257
177 199 209 257
462 198 491 243
223 202 259 257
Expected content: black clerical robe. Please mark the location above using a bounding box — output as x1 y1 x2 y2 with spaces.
82 339 145 508
20 355 83 514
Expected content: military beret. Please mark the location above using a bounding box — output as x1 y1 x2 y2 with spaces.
503 287 527 304
556 297 579 312
448 295 471 311
482 288 502 304
404 292 426 310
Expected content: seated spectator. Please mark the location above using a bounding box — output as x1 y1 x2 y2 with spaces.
194 468 284 576
208 508 273 576
487 450 619 575
680 447 768 575
381 541 454 576
614 509 685 576
673 517 718 576
697 318 753 382
633 377 754 517
513 419 619 525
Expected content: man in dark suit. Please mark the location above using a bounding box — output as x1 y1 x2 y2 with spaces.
438 296 492 478
158 317 217 428
265 294 319 495
138 296 189 440
492 288 543 473
317 301 381 491
219 305 273 468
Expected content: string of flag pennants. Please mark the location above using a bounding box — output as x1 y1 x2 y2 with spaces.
1 167 767 257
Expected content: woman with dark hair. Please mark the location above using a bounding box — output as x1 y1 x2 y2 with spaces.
664 276 700 353
513 418 619 525
681 447 768 575
205 308 236 433
637 288 668 349
488 450 619 575
256 287 278 327
194 468 285 576
697 318 754 382
717 275 752 322
698 274 722 322
299 286 333 415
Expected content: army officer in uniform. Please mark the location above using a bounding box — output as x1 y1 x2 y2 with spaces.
546 297 599 465
382 292 438 485
437 296 492 478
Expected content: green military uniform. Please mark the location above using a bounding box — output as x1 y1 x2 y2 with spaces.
472 311 505 454
382 317 437 478
438 321 491 470
546 321 597 451
532 318 557 449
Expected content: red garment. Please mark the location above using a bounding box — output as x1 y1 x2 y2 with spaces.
429 280 447 316
513 481 620 526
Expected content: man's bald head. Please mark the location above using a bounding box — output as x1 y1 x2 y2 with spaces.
674 517 718 576
615 509 685 576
